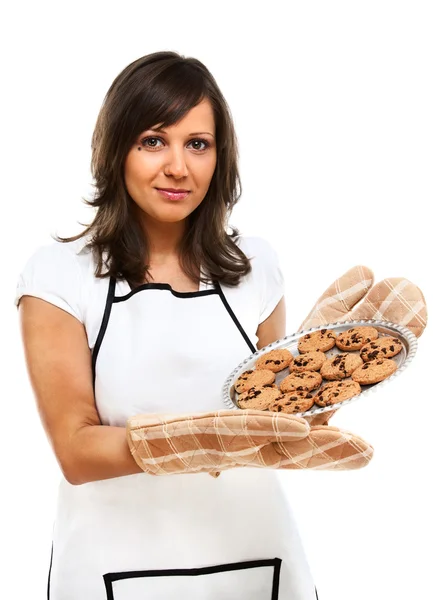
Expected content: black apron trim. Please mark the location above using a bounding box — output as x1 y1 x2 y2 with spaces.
47 541 53 599
315 585 319 599
114 282 219 301
91 277 257 389
213 280 257 354
91 276 116 392
103 557 282 600
271 557 282 600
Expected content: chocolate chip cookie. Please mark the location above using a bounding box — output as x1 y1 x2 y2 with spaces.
335 326 379 351
238 385 282 409
234 369 275 393
352 358 398 385
320 352 364 380
298 329 337 353
279 371 323 393
268 390 315 414
290 351 327 373
360 336 403 362
255 348 293 372
314 380 362 407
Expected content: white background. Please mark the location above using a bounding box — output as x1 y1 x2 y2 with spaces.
2 1 432 598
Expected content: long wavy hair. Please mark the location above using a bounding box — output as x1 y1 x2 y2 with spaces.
54 51 252 289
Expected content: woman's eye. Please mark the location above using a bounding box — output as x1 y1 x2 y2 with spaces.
139 137 210 152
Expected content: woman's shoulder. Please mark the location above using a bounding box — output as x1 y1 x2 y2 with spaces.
229 234 285 323
14 233 103 325
234 234 281 271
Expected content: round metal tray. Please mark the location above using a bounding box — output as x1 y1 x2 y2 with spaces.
222 319 418 417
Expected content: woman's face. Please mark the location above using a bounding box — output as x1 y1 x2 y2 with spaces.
124 98 217 225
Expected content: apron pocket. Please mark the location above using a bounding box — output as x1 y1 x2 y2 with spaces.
103 557 282 600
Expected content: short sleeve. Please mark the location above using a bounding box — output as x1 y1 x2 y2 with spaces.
14 243 84 323
238 236 285 324
256 238 285 323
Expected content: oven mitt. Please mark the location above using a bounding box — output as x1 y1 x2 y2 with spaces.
298 265 428 426
126 408 372 477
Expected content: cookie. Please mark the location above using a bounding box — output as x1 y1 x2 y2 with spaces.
280 371 323 393
320 352 364 380
298 329 337 353
255 348 293 373
237 385 282 409
351 358 398 385
268 391 315 414
234 369 275 393
360 336 403 362
314 380 362 407
290 351 327 373
336 326 379 351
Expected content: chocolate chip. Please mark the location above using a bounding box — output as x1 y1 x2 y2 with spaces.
390 345 394 352
321 329 327 334
362 365 368 370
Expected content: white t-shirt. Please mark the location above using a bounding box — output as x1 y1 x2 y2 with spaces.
14 234 285 349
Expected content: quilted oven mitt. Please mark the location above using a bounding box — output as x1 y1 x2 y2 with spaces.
126 409 373 476
298 265 428 426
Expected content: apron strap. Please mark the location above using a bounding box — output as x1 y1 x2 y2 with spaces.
212 280 257 354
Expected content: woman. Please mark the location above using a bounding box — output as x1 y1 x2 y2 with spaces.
15 51 372 599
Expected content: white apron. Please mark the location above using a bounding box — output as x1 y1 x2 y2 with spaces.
47 274 319 599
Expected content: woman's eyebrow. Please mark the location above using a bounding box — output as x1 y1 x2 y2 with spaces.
149 128 215 138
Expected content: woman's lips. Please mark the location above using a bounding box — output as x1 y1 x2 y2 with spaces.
156 189 190 201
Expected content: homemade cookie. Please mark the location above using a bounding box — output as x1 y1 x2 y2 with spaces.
360 336 403 362
336 326 379 351
314 380 362 407
298 329 337 353
320 352 363 380
238 385 282 409
290 351 327 373
255 348 293 372
268 390 315 414
280 371 323 393
234 369 275 393
352 358 398 385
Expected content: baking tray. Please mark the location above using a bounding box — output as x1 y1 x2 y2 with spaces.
222 319 418 417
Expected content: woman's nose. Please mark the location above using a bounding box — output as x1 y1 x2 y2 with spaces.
164 146 189 178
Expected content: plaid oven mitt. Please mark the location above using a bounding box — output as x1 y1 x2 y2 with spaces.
298 266 427 426
126 408 373 477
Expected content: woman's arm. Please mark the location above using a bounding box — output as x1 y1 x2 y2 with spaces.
255 296 286 350
18 296 142 485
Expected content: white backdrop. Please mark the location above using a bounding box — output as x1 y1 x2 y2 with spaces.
2 1 432 599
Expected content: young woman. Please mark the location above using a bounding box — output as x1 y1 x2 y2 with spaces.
15 51 371 599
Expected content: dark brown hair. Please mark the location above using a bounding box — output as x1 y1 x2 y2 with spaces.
54 51 251 288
